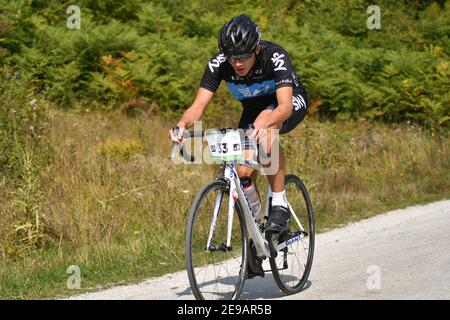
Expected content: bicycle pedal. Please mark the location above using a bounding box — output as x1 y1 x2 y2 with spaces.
246 268 265 279
206 243 232 252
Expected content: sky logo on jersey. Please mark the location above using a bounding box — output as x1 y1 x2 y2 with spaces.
271 52 287 71
225 80 276 100
293 95 306 111
208 54 226 73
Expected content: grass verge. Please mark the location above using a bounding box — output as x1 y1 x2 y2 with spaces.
1 109 449 299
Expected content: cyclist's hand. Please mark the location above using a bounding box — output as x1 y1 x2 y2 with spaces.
249 118 269 143
168 125 185 145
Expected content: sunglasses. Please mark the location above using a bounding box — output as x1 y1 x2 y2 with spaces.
227 52 254 62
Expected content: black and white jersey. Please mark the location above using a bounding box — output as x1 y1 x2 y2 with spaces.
200 40 307 110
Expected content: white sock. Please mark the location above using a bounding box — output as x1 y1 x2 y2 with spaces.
271 190 288 207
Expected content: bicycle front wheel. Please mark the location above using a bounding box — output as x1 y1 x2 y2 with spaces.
269 174 315 295
186 179 248 300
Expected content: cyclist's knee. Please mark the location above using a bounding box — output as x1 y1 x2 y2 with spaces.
237 165 256 181
237 165 253 177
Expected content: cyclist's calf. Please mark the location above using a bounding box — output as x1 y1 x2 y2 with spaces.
236 148 256 178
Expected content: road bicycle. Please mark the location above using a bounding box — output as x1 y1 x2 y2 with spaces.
172 127 315 300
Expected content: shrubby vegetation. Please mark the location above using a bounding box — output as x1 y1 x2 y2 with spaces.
0 69 51 254
0 70 49 179
0 0 449 125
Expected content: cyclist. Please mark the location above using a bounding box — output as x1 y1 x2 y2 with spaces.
169 14 308 236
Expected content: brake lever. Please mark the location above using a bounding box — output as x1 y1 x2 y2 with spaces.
171 126 195 162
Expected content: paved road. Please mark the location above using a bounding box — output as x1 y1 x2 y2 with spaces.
65 200 450 300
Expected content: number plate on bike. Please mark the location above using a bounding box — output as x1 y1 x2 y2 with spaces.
204 129 243 161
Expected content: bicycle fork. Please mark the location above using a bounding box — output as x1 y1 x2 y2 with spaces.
205 189 226 252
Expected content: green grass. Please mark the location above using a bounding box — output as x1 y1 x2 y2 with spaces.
0 109 449 299
0 236 186 299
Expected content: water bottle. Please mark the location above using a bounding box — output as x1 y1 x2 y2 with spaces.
241 177 261 221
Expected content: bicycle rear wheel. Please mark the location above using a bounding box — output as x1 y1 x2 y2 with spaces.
268 174 315 295
186 179 248 300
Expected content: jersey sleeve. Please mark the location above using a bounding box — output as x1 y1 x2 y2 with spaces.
269 48 296 89
199 53 227 93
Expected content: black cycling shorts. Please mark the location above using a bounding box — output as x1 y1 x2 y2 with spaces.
238 93 308 134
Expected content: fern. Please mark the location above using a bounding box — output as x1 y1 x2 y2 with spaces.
1 0 448 125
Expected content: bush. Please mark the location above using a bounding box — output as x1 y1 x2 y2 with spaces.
0 69 49 179
1 0 449 126
98 138 143 160
0 68 52 254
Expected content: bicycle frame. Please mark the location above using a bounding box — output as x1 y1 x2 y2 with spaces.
227 162 271 258
205 160 307 259
171 127 307 259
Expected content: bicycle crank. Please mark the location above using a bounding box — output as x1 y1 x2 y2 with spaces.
206 243 233 252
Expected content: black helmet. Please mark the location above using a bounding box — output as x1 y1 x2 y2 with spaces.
218 14 261 57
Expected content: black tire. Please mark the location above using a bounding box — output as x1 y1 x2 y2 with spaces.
186 179 248 300
268 174 315 295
